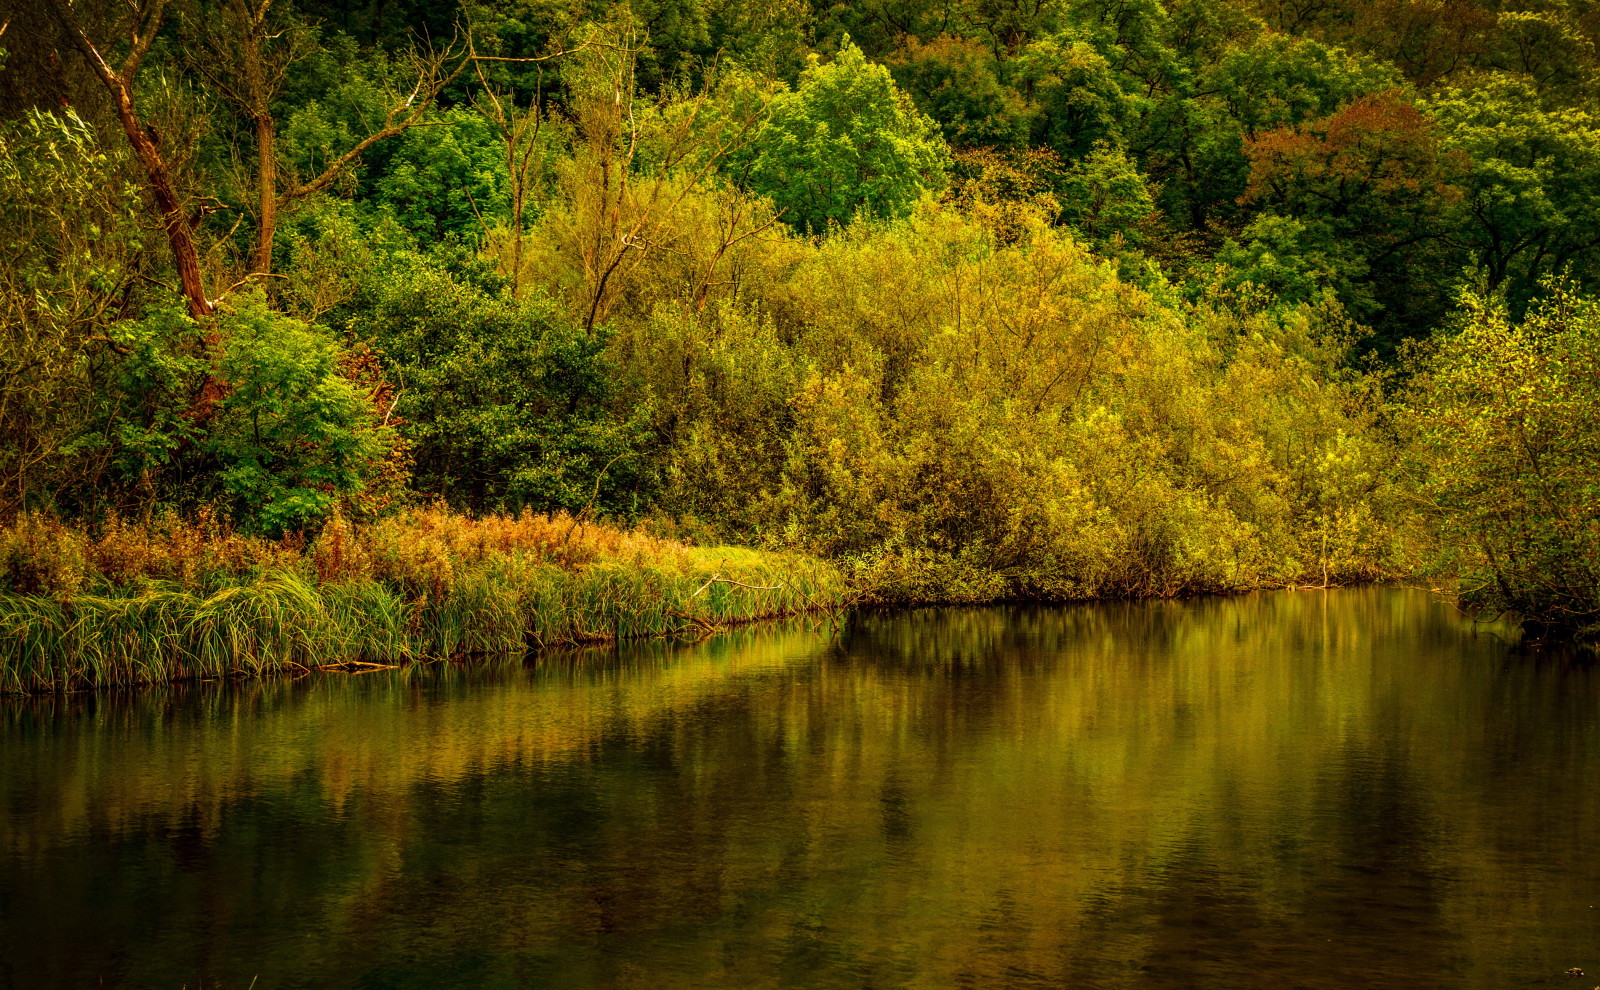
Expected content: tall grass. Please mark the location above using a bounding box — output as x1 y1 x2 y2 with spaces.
0 510 849 692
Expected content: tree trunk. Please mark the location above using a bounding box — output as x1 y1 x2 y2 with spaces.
51 0 212 318
254 110 277 275
111 83 212 318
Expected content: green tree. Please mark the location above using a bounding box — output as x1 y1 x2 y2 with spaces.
889 35 1028 149
1241 91 1461 336
1014 31 1140 160
1206 213 1368 312
0 109 146 513
374 106 511 242
1428 76 1600 309
1056 140 1154 242
1203 35 1400 137
745 38 951 233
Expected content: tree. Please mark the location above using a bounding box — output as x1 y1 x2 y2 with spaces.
889 34 1028 149
745 37 950 233
203 295 398 534
187 0 466 278
1056 140 1154 242
345 257 645 514
48 0 213 318
1333 0 1495 84
1241 90 1462 334
374 106 510 242
1014 30 1139 161
1207 213 1370 313
52 0 468 294
1202 35 1399 138
1427 76 1600 308
548 20 775 330
0 108 144 512
464 23 592 301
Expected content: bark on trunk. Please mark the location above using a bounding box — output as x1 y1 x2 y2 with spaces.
254 111 277 275
111 84 212 319
51 0 212 318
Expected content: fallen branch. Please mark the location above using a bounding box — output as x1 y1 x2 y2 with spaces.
690 573 784 597
316 659 399 672
666 609 720 633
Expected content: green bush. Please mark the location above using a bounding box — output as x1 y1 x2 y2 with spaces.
345 257 648 514
206 295 398 535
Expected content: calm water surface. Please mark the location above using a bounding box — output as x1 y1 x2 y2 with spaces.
1 588 1596 989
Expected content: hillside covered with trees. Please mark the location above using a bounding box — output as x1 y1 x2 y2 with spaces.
1 0 1598 683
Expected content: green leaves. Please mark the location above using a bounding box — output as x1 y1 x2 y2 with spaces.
1057 141 1155 243
373 107 512 242
206 295 394 535
890 36 1029 149
1427 76 1600 305
345 258 646 515
1015 31 1141 159
745 38 951 233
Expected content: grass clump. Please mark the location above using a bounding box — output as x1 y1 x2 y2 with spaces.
0 509 847 693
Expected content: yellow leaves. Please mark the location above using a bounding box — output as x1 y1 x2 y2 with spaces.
607 202 1413 599
1407 285 1600 625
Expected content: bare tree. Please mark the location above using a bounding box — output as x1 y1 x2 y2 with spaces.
186 0 304 275
468 36 579 300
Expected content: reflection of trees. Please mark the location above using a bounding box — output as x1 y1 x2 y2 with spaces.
3 591 1597 988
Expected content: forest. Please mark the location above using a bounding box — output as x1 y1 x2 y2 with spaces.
0 0 1597 687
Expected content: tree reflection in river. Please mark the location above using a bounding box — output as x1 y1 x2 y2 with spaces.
1 588 1593 989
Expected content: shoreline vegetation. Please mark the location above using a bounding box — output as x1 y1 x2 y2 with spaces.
0 510 848 693
5 0 1600 684
0 504 1401 694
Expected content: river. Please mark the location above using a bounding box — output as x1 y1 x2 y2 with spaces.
1 587 1595 988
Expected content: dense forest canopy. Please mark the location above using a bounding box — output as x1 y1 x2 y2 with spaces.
0 0 1597 634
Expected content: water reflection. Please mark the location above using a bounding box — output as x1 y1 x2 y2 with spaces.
1 589 1595 989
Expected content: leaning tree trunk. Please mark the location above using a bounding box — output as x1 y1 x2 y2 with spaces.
52 0 213 319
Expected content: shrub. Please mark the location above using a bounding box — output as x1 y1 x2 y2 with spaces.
1410 284 1600 638
624 208 1415 598
344 258 648 515
206 295 399 535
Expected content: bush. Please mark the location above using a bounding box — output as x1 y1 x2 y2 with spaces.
204 295 399 534
1410 284 1600 639
623 208 1415 599
344 257 649 515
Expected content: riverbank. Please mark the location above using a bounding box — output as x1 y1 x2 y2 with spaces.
0 510 849 693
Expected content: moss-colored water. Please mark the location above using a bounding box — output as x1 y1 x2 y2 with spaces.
1 588 1593 988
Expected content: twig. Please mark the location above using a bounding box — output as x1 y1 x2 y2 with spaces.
560 450 630 547
316 660 400 672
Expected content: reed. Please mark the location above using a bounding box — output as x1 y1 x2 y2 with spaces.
0 510 850 692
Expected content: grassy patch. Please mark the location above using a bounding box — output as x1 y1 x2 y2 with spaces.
0 510 848 692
